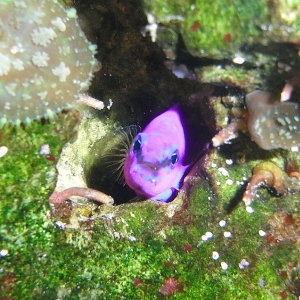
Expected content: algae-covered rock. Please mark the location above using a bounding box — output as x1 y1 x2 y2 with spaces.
1 1 300 299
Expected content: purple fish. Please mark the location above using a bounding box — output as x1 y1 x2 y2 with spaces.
123 103 213 202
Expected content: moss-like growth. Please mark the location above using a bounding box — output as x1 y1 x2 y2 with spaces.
1 1 300 299
144 0 268 53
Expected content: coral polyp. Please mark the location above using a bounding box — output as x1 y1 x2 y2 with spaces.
0 0 98 126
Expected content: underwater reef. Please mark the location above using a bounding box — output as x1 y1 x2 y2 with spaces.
1 0 300 299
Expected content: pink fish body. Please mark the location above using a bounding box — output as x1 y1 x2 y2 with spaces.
123 105 190 202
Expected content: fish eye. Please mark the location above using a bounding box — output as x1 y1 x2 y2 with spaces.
133 136 142 152
170 151 178 165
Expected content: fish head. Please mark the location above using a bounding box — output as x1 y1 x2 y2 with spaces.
123 106 188 201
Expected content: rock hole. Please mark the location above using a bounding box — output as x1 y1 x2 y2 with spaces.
84 126 139 205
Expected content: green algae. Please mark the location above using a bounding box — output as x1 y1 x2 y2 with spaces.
1 0 300 299
1 115 294 299
0 116 298 298
144 0 268 54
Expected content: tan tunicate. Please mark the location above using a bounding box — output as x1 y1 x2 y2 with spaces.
245 90 300 150
0 0 98 126
243 161 285 206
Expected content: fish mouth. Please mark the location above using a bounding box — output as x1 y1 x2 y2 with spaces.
132 173 163 198
141 162 159 171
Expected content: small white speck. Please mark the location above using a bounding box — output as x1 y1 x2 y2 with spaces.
143 23 158 42
211 163 217 168
205 231 213 239
10 45 21 54
0 146 8 158
39 144 50 155
66 7 77 18
46 108 55 119
259 230 266 237
0 249 8 257
239 258 250 269
216 181 221 186
201 235 208 241
221 262 228 270
291 146 299 152
233 56 245 64
212 251 219 260
113 232 120 239
146 13 156 24
219 220 226 227
259 277 265 287
226 179 233 185
54 221 65 230
107 98 113 110
218 167 229 176
225 159 233 165
89 44 97 53
246 206 254 214
51 17 66 31
285 116 292 125
128 236 136 242
196 241 203 247
223 231 232 238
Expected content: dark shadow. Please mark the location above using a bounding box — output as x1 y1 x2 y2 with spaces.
175 32 257 71
224 182 247 213
87 165 136 205
84 126 138 205
240 41 300 98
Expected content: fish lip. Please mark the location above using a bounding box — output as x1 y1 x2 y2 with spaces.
134 184 154 198
141 162 158 171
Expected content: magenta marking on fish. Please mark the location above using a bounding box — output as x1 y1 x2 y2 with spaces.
123 104 193 202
